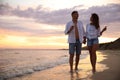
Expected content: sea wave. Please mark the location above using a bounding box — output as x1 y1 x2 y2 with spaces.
0 49 88 80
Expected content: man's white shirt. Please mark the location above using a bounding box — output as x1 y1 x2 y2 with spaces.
65 20 85 43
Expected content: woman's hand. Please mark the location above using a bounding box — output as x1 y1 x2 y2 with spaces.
103 26 107 32
100 26 107 35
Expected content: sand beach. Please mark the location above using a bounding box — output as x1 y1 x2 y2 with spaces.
6 50 120 80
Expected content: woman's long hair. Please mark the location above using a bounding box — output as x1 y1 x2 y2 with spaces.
91 13 100 29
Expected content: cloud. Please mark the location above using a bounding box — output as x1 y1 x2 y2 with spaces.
0 20 63 37
0 3 120 38
0 3 120 25
0 3 13 15
84 4 120 24
0 25 63 37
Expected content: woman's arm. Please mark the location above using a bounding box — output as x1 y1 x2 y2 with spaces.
100 26 107 35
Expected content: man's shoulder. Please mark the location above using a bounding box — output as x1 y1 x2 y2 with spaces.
66 21 73 25
67 21 72 24
78 20 82 22
78 20 83 24
87 23 90 25
86 23 91 26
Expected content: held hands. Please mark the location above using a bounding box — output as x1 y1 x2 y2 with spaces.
83 39 86 44
83 37 86 44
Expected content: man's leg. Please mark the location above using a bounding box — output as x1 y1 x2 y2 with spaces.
69 43 75 72
69 54 74 72
75 42 81 70
75 54 80 70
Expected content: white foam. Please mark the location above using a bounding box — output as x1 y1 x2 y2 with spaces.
0 49 88 79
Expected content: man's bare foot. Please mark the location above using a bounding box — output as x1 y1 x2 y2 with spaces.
92 69 96 74
75 68 79 72
69 70 73 73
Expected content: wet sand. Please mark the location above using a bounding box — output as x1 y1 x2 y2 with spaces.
8 50 120 80
91 50 120 80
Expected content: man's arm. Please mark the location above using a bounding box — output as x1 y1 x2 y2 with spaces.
66 26 74 34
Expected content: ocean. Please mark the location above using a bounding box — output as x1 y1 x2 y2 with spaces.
0 49 88 80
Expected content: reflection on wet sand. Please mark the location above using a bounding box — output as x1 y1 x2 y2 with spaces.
7 51 112 80
69 51 109 80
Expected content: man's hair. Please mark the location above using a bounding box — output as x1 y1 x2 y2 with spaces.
71 11 78 16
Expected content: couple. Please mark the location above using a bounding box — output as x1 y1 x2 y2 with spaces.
64 11 107 73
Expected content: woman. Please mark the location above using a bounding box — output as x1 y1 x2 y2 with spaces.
86 13 107 73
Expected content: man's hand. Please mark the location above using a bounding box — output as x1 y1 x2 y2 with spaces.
67 26 74 34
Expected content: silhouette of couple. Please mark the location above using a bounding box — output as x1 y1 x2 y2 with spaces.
65 11 107 73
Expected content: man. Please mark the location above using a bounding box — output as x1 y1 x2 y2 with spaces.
64 11 86 73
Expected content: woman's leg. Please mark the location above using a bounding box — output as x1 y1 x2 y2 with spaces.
91 44 98 73
88 44 98 73
88 46 93 69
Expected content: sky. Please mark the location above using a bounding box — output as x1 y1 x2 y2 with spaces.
0 0 120 49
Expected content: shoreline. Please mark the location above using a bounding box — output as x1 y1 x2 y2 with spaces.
7 50 120 80
91 50 120 80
